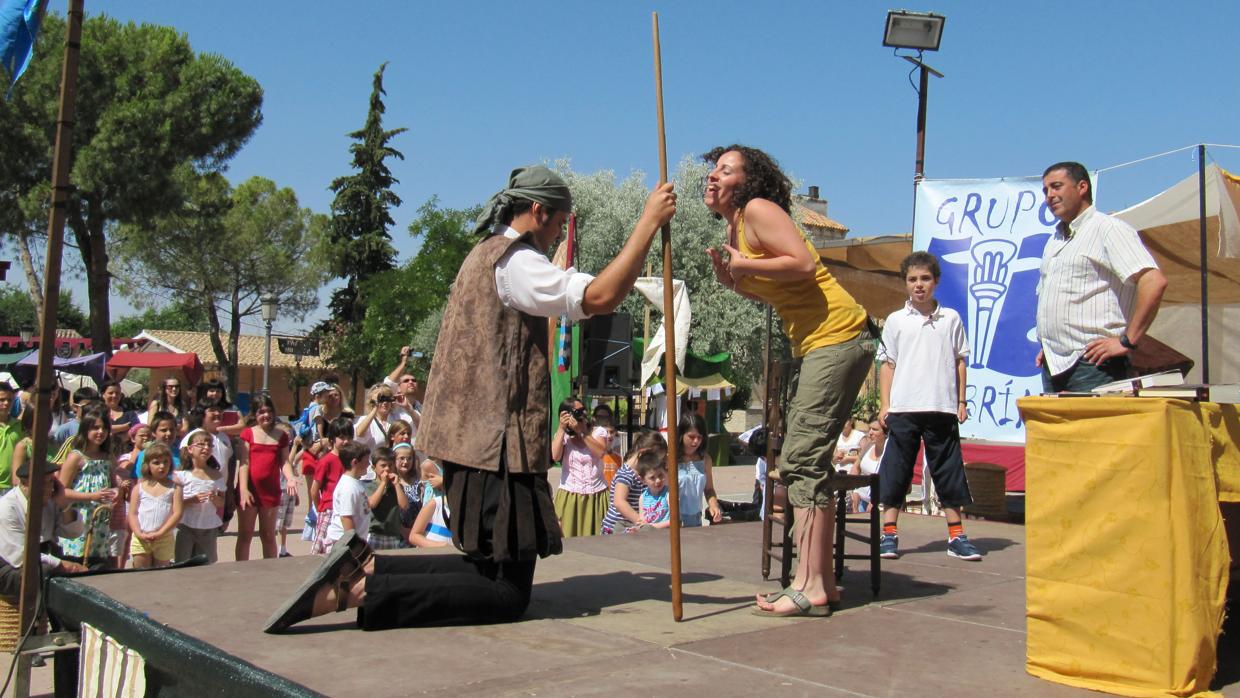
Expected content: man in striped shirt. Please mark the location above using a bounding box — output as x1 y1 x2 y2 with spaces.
1035 162 1168 392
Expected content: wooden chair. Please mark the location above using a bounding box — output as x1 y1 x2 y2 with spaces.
833 473 882 595
760 351 795 586
764 471 884 596
762 470 796 588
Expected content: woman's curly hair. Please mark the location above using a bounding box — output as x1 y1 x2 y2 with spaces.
702 144 793 214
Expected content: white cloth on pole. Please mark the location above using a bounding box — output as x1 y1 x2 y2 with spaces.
633 277 690 388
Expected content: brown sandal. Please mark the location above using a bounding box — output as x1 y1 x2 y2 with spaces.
265 531 368 632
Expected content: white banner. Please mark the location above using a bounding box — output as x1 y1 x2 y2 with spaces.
913 177 1060 443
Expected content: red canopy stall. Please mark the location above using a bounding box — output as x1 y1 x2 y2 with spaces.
107 351 204 387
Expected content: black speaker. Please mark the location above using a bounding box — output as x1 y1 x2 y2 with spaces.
581 312 632 393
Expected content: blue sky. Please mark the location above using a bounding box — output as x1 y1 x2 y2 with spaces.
28 1 1240 333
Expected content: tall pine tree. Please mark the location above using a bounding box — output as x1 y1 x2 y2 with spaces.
320 63 407 393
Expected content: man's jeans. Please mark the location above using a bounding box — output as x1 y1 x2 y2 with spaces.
1042 356 1130 393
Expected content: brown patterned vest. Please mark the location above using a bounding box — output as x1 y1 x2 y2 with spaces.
417 233 551 474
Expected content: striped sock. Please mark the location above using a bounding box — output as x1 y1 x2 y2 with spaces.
948 521 964 540
883 523 898 537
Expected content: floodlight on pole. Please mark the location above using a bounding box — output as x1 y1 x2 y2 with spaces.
882 10 945 52
884 10 945 181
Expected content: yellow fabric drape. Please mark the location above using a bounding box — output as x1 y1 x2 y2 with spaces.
1019 397 1231 698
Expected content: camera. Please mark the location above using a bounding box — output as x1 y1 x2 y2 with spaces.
564 407 589 436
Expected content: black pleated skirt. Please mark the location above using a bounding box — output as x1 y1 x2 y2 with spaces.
442 460 563 563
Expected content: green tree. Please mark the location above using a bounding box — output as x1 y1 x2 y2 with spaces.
318 63 407 386
558 158 767 397
0 12 263 354
0 285 89 337
111 174 329 395
110 299 211 339
357 198 479 369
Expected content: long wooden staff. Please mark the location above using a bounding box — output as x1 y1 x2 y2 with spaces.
652 11 683 622
20 0 85 656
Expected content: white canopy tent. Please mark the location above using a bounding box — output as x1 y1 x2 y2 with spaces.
1113 163 1240 383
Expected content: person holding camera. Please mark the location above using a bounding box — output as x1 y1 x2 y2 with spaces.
354 385 397 452
551 397 611 537
383 347 424 426
0 459 89 601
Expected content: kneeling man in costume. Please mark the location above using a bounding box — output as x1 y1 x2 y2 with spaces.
267 165 675 631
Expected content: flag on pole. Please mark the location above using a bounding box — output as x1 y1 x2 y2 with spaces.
549 214 579 445
555 213 577 373
0 0 45 97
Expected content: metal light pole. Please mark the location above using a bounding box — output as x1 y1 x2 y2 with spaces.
884 10 946 222
260 294 278 404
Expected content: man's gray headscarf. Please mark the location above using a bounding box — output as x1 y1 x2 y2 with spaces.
473 165 573 235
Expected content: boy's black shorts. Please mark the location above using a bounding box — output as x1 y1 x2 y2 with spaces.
878 411 973 509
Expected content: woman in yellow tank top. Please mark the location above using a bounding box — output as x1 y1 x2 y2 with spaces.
704 145 874 618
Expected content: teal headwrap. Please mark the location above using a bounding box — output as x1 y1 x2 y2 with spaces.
473 165 573 235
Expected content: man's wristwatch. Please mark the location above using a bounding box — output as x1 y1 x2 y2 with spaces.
1119 333 1137 350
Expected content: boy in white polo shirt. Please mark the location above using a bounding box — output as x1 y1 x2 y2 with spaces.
322 441 372 548
877 251 982 561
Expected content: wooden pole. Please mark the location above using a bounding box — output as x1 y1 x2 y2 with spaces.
19 0 86 654
651 11 683 622
638 261 652 424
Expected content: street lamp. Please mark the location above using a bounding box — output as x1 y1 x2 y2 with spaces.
19 326 33 347
260 294 278 404
884 10 945 181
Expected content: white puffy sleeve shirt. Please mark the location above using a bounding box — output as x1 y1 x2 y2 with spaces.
492 226 594 322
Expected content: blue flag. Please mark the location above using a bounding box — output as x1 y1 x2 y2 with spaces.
0 0 45 96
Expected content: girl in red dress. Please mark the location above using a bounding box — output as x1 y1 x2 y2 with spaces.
236 397 294 560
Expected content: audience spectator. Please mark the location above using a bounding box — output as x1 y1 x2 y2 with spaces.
309 417 353 554
382 347 424 429
126 442 182 569
100 378 139 455
174 429 226 564
677 412 722 527
633 454 671 532
0 459 88 602
363 447 408 550
49 387 101 459
407 460 449 549
182 400 236 528
134 411 181 479
551 396 610 537
849 420 886 513
833 418 867 470
0 383 21 496
275 436 302 557
354 384 396 451
313 384 351 441
386 421 412 448
57 410 118 566
321 441 372 549
236 397 294 560
110 423 147 568
599 429 666 534
392 443 422 538
147 377 190 434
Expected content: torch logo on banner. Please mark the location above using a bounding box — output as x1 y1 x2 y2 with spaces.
967 239 1015 369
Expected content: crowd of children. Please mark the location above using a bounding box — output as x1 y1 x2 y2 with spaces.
3 254 987 581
